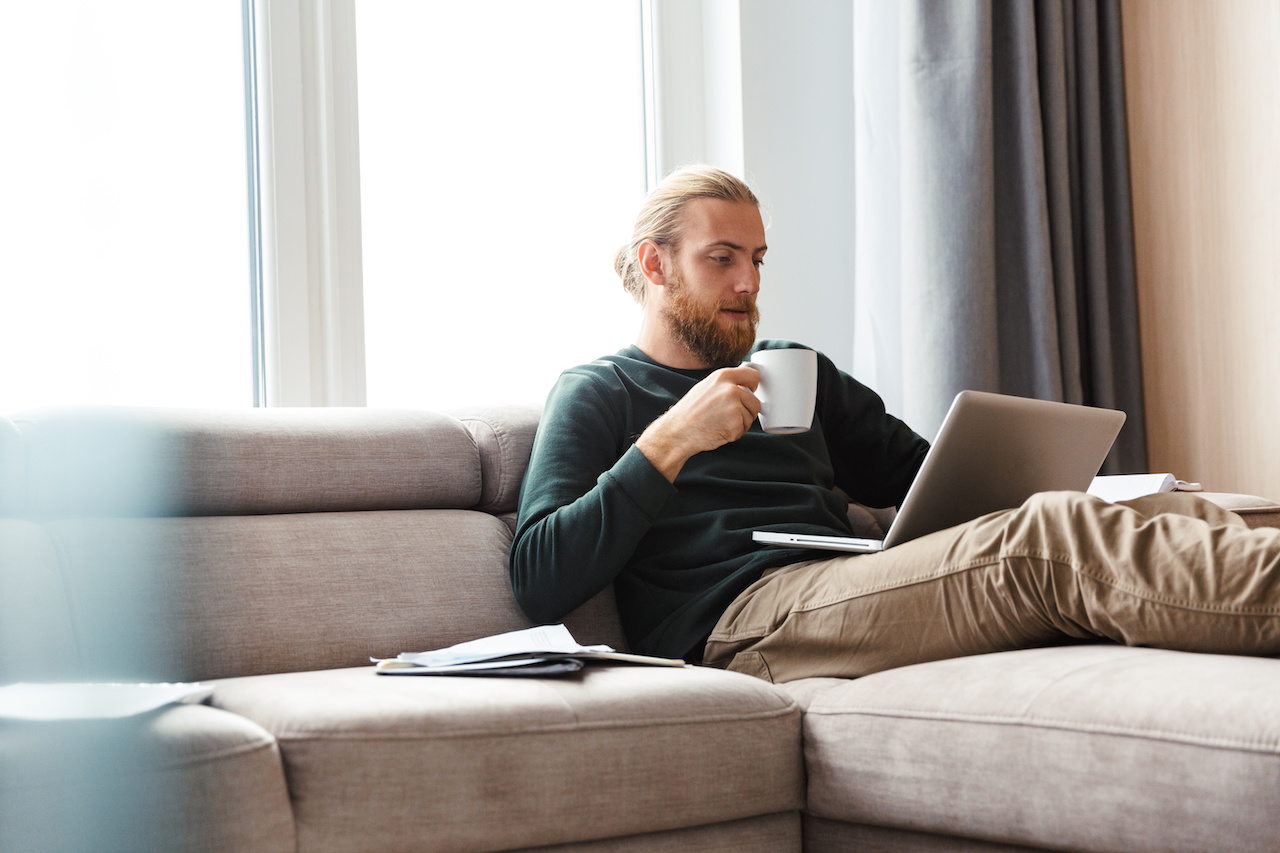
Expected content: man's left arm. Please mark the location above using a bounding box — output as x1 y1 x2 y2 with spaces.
814 356 930 509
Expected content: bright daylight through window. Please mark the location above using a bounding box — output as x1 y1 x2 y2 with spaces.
354 0 646 410
1 3 252 413
1 2 646 415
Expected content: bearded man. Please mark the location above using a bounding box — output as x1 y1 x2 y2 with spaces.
510 166 1280 680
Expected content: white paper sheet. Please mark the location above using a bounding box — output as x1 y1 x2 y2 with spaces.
391 624 614 668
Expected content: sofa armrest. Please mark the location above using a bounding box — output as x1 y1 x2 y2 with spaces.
1197 491 1280 529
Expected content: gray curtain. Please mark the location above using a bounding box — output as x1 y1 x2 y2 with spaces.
876 0 1146 473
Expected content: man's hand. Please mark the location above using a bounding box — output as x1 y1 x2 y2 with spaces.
635 365 762 482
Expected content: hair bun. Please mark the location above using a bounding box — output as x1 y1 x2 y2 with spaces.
613 245 630 279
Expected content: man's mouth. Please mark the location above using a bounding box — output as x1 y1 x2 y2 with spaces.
718 302 756 322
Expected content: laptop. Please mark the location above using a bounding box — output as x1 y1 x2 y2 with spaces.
753 390 1126 554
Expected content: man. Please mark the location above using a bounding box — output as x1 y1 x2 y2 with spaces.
510 166 1280 683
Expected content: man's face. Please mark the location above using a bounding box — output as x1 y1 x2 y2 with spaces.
658 198 767 368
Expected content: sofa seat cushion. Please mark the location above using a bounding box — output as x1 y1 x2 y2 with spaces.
796 645 1280 853
519 813 800 852
0 702 295 853
211 664 803 853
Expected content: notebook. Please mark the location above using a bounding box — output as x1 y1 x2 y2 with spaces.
753 390 1127 554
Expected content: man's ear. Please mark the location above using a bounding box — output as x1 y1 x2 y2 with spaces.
638 240 669 288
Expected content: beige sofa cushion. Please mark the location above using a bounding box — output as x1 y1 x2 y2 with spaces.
0 703 295 853
43 509 532 681
801 816 1045 852
40 506 627 683
211 664 803 853
458 405 541 516
795 644 1280 853
525 813 800 852
15 407 481 517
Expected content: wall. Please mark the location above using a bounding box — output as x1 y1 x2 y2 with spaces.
1121 0 1280 497
650 0 858 373
738 0 857 369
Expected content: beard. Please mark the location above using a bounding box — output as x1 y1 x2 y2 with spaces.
659 267 759 368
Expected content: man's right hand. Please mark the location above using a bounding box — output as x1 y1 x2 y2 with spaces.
635 364 762 483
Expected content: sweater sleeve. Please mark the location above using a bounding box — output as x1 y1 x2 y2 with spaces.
509 368 676 625
814 354 930 509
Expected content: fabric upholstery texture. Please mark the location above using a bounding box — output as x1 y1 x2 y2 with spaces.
0 703 295 853
17 510 625 687
15 407 481 517
43 510 529 681
522 813 800 852
803 817 1043 852
800 644 1280 853
211 664 803 853
774 677 849 712
458 406 542 515
561 585 631 652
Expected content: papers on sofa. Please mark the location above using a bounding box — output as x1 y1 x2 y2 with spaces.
373 624 686 676
1087 473 1203 503
0 682 214 720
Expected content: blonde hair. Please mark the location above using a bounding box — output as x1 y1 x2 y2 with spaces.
614 165 760 304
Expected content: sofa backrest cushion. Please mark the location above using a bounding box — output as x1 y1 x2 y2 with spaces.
457 406 541 516
37 511 628 681
14 407 481 517
38 509 535 681
4 406 631 680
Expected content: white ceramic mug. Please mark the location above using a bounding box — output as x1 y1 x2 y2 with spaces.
748 348 817 434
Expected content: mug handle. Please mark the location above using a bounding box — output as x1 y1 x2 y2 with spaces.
739 361 766 416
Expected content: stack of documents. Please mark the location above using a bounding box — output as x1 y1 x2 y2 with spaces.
373 624 685 677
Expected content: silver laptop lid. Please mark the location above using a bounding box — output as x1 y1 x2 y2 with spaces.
882 390 1126 549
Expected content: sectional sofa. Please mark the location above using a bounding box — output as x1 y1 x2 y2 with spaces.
1 405 1278 853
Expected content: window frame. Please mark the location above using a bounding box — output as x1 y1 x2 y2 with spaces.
251 0 367 406
248 0 770 407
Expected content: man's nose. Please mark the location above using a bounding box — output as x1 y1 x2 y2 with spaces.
734 263 761 295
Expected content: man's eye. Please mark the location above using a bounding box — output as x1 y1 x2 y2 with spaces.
713 255 731 263
753 259 765 268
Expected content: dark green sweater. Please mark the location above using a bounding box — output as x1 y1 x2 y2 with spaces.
510 341 929 661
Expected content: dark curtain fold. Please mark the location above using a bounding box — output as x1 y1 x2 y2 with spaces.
899 0 1146 472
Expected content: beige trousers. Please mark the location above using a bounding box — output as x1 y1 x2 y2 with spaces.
703 491 1280 683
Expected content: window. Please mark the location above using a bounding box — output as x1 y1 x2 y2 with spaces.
0 2 252 413
4 2 652 415
354 0 646 410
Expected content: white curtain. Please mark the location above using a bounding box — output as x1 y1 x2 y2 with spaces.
852 0 905 420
